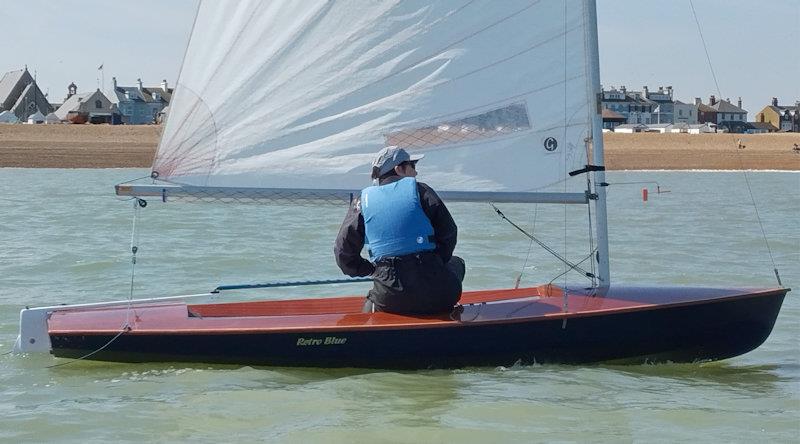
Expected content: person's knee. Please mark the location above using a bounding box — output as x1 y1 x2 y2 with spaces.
447 256 466 283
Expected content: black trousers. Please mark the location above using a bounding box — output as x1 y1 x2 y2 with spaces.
363 252 465 315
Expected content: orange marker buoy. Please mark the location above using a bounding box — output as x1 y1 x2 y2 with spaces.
642 188 648 202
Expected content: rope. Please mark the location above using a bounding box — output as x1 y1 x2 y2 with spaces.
548 249 596 286
491 203 595 281
213 277 373 292
46 326 131 369
515 204 539 289
689 0 782 287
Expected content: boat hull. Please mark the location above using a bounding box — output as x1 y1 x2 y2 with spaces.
48 286 788 368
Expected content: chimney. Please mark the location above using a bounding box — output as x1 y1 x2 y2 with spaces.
695 97 702 106
667 86 673 98
137 78 143 91
709 95 716 105
643 86 648 97
737 97 742 108
772 97 778 106
112 76 117 89
658 86 664 93
620 85 626 94
160 79 168 91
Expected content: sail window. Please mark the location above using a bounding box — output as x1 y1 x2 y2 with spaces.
384 103 531 150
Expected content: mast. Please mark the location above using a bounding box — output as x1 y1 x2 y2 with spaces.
586 0 611 288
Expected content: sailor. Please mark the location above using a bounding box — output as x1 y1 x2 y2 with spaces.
335 146 465 314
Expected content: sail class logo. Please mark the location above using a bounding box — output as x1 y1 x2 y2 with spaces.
544 137 558 151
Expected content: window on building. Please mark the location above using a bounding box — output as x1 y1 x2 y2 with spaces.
679 109 684 116
95 100 102 109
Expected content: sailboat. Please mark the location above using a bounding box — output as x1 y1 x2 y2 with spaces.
14 0 788 367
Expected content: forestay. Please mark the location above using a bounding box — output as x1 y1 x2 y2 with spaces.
128 0 598 203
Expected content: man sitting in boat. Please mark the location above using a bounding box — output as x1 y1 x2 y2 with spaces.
335 146 465 314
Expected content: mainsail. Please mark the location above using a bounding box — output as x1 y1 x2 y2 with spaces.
125 0 600 202
118 0 609 284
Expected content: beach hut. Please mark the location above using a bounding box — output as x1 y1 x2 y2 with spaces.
647 123 673 133
44 112 61 124
613 123 648 133
687 123 716 134
669 123 689 133
26 110 45 124
0 110 19 123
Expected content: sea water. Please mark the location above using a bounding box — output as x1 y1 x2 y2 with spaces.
0 168 797 443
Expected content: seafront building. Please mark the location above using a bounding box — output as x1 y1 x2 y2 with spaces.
53 83 115 124
707 96 748 133
600 86 654 125
755 98 800 132
673 100 698 124
3 64 795 131
108 77 172 124
599 85 799 134
0 67 53 121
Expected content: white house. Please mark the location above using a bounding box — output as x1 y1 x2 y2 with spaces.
673 100 698 124
55 89 115 123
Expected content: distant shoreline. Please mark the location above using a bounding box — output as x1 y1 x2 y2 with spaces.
0 124 798 170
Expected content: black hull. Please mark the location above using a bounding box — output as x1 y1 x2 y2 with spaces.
50 289 786 368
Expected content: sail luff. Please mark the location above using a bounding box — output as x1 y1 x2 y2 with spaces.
584 0 611 288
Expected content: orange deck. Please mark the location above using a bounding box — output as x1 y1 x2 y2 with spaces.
47 285 784 336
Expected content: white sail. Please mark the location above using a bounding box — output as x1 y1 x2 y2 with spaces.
150 0 596 198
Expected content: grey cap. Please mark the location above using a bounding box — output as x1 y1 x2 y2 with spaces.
372 146 424 176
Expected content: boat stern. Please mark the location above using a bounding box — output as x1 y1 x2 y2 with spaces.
13 306 54 353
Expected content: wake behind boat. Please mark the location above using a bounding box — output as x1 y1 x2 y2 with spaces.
14 0 789 367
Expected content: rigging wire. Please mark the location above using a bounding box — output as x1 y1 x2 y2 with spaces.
127 199 145 326
47 199 145 368
515 204 539 289
548 249 597 287
689 0 783 286
491 205 596 281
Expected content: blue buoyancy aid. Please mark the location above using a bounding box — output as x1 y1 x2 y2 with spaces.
361 177 436 261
